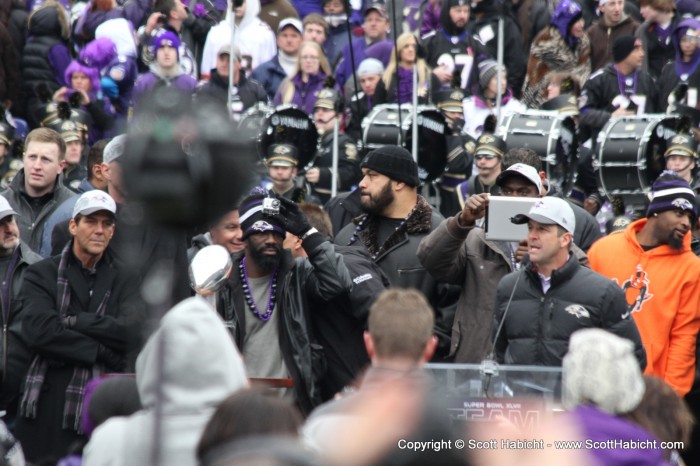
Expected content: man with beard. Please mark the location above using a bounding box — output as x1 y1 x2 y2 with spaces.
589 172 700 396
422 0 481 89
217 190 352 414
334 146 459 361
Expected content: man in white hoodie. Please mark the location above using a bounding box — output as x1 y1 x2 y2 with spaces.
200 0 276 79
82 296 249 466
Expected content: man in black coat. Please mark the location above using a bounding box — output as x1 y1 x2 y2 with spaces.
493 196 646 367
0 194 43 428
579 35 657 144
334 146 460 361
14 190 143 463
217 191 352 414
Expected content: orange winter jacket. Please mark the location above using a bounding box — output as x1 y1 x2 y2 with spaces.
588 218 700 396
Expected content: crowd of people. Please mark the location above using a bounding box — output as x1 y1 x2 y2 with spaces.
2 0 700 464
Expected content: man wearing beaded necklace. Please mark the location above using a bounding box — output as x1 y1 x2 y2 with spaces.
334 145 459 361
579 35 657 145
217 189 352 414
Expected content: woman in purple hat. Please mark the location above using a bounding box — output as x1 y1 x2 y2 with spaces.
521 0 591 108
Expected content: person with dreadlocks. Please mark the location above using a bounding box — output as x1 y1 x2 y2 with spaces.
334 146 459 362
14 190 142 462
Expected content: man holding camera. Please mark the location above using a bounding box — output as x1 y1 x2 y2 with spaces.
418 156 593 363
216 190 352 414
419 162 544 363
492 196 645 367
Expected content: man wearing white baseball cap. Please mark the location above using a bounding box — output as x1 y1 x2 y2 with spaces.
491 196 646 367
15 189 142 460
0 194 43 428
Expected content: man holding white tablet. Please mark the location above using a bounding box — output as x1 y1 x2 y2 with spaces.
418 160 550 363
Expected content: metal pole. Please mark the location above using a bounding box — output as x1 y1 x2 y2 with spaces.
495 15 504 125
390 0 402 145
228 0 236 120
332 117 339 198
411 63 418 162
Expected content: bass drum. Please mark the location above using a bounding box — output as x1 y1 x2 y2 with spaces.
237 103 273 137
258 105 318 168
499 110 579 196
595 114 679 208
361 104 411 151
403 106 448 183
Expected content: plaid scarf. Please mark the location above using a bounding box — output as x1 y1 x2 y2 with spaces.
19 241 112 433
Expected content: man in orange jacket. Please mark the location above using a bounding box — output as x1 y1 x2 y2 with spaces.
588 171 700 396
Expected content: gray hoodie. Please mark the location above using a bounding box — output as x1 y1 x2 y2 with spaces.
83 297 249 466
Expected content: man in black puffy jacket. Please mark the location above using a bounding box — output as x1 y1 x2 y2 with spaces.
492 196 646 368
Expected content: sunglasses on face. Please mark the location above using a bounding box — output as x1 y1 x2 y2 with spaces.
475 153 498 160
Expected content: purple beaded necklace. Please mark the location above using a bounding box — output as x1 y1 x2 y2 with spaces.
238 257 278 321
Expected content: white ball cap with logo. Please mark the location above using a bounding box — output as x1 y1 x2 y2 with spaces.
511 196 576 234
0 195 17 221
72 191 117 219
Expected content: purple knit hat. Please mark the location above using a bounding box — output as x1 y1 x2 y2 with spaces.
64 60 102 93
647 171 697 222
550 0 583 42
79 37 118 70
153 30 181 53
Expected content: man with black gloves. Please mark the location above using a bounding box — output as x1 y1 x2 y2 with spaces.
14 190 143 462
335 146 460 361
217 189 352 414
579 35 657 144
422 0 482 89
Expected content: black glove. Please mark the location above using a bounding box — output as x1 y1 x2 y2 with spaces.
97 345 126 372
276 196 312 237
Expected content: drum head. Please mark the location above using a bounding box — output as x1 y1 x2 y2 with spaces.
500 111 579 196
362 104 410 151
404 108 448 183
596 115 680 206
258 105 318 167
238 103 272 137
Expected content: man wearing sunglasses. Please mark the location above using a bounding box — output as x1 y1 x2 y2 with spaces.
454 132 506 211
